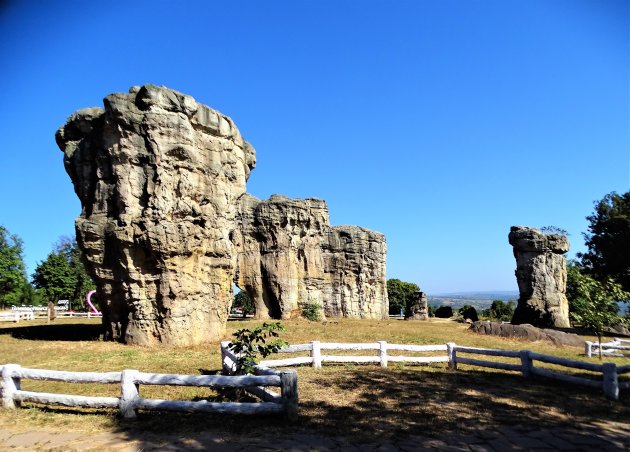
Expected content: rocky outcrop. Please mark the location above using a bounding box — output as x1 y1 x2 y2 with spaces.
405 291 428 320
509 226 570 328
470 321 584 347
57 84 388 344
234 194 388 320
56 85 255 345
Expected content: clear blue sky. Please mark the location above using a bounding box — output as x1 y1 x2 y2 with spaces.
0 0 628 294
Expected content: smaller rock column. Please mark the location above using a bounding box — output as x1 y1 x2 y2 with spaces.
406 291 428 320
509 226 570 328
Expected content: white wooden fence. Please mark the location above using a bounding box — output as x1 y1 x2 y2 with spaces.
0 312 35 322
585 338 630 357
0 362 298 419
223 340 629 401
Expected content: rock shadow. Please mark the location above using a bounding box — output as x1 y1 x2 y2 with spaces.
0 323 102 341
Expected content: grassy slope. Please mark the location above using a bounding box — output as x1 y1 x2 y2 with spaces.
0 317 628 441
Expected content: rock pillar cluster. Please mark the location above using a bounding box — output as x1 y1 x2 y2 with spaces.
57 85 387 345
233 194 388 320
508 226 570 328
406 291 429 320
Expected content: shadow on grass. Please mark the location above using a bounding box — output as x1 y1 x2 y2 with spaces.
0 323 102 341
88 366 630 447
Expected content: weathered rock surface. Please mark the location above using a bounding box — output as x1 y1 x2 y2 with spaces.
57 84 388 344
509 226 570 328
57 85 255 345
405 291 428 320
234 194 388 320
470 321 584 347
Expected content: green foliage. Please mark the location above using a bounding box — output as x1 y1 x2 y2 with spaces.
567 262 629 357
232 290 255 317
228 322 288 374
434 306 453 318
387 278 420 315
578 191 630 292
0 226 31 308
481 300 516 321
540 225 569 236
458 305 479 322
32 237 95 309
301 302 322 321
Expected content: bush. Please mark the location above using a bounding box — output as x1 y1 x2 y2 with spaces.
227 322 288 374
459 306 479 322
434 306 453 318
301 302 322 321
482 300 515 322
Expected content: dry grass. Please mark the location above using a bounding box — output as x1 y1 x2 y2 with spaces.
0 316 628 443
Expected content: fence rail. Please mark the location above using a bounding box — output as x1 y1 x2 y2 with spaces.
585 339 630 358
0 362 297 419
222 340 629 400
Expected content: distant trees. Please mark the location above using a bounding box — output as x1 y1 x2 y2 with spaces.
386 278 420 315
0 226 32 308
481 300 516 322
231 290 255 317
577 191 630 292
32 237 94 310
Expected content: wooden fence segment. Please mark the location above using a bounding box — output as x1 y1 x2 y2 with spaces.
135 398 284 414
528 352 604 372
16 368 122 384
14 390 119 408
455 357 522 372
135 372 281 387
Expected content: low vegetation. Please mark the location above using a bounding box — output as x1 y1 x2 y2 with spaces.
0 317 628 442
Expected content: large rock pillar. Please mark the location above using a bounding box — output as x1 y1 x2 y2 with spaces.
56 85 255 345
508 226 570 328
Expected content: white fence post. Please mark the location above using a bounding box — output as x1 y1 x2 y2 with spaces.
585 341 593 358
1 364 21 409
120 369 140 418
520 350 532 378
602 363 619 400
378 341 388 368
14 312 19 323
280 370 298 421
311 341 322 368
447 343 456 370
221 341 230 373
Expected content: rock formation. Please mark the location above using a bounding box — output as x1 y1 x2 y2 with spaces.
234 194 388 320
508 226 570 328
57 84 387 345
470 321 583 347
405 291 428 320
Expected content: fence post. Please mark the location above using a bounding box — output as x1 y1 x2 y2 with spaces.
280 370 298 421
602 363 619 400
520 350 532 378
585 341 593 358
378 341 388 368
311 341 322 368
14 312 19 323
446 343 457 370
120 369 140 418
1 364 21 409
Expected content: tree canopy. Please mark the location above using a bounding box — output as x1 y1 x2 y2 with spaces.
32 237 95 309
578 191 630 292
0 225 31 307
386 278 420 315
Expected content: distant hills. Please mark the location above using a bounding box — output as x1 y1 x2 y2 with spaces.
427 290 519 311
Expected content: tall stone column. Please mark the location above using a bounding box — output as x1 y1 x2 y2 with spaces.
508 226 570 328
56 85 255 345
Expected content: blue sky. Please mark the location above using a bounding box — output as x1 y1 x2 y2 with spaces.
0 0 628 294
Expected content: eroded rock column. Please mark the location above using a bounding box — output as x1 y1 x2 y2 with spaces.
509 226 570 328
57 84 255 345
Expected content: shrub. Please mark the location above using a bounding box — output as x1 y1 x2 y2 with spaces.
227 322 288 374
434 306 453 318
459 306 479 322
301 302 322 321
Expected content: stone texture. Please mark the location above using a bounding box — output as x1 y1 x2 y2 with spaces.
234 194 388 320
57 84 255 345
508 226 570 328
57 84 388 344
406 291 428 320
470 321 584 347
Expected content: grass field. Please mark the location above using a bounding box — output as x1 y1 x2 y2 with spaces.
0 317 628 443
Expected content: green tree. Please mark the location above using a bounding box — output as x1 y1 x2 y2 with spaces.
386 278 420 315
227 322 288 374
232 290 255 318
567 262 629 359
32 237 94 309
0 226 32 308
482 300 516 321
578 191 630 292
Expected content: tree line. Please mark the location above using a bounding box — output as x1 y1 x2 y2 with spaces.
0 230 94 310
